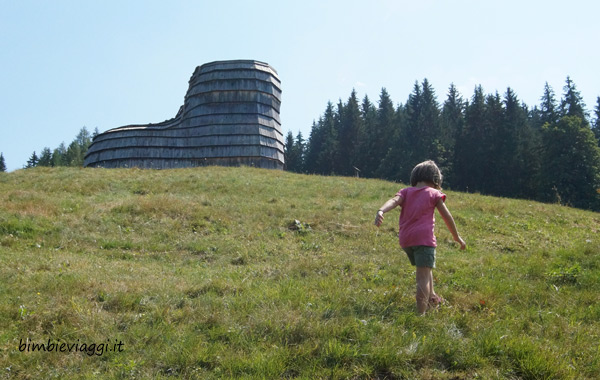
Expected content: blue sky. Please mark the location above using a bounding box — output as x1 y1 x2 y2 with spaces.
1 0 599 171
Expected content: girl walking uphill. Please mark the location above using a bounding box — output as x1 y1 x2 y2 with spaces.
375 160 466 314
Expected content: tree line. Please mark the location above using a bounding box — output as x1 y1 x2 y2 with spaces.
23 127 98 169
284 77 600 211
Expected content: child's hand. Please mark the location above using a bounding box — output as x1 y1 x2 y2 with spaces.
374 210 384 227
456 236 466 250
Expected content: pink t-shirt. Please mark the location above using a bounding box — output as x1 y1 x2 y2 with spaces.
396 186 446 248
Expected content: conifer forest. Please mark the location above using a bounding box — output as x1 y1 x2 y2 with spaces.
284 77 600 212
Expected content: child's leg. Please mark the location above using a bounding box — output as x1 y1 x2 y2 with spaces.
428 271 444 306
416 266 433 314
429 272 442 301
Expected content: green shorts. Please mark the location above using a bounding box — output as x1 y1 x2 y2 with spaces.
403 246 436 268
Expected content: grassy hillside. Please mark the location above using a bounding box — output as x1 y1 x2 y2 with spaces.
1 166 599 379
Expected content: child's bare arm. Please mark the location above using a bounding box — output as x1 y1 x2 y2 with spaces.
436 199 466 249
374 196 402 226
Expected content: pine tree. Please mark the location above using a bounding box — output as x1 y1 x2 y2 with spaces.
359 95 378 177
377 102 408 182
419 79 442 165
454 85 487 192
484 92 505 194
338 89 363 176
517 104 543 199
560 76 587 122
373 88 397 178
317 102 340 175
539 82 559 127
38 147 54 167
440 83 465 187
501 88 539 198
489 88 517 195
284 131 304 173
294 131 306 172
70 126 92 166
52 143 67 167
398 79 442 181
284 131 296 171
405 80 422 156
76 127 92 152
305 102 340 175
25 151 39 168
304 120 321 174
0 153 6 172
65 141 83 167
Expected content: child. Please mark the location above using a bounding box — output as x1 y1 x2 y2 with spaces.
374 160 466 314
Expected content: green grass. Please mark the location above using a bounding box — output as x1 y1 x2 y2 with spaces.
1 166 599 379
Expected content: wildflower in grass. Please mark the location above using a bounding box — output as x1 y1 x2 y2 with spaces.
375 160 466 314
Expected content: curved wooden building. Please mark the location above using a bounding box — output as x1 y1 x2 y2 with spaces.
84 60 284 169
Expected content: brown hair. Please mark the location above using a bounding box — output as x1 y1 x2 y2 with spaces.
410 160 443 189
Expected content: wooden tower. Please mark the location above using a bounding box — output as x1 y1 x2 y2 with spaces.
84 60 284 169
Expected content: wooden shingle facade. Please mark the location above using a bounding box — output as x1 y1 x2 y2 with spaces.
84 60 284 169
